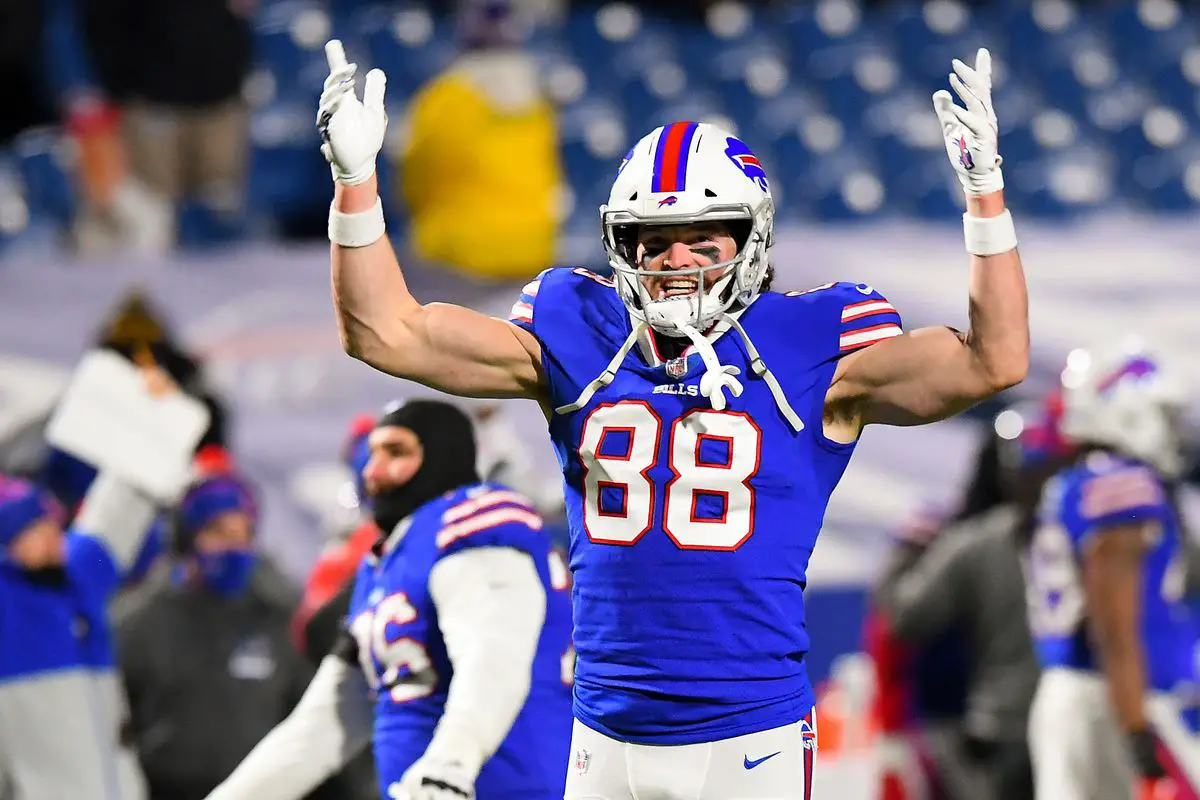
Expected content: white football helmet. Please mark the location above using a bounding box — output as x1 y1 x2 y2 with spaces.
600 121 775 337
1059 343 1187 477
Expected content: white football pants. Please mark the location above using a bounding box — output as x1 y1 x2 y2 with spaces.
564 712 816 800
1029 667 1200 800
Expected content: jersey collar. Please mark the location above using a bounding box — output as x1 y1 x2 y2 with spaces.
370 515 414 563
631 297 757 368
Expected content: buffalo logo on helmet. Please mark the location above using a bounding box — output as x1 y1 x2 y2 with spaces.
657 195 678 207
724 137 769 192
1095 356 1159 397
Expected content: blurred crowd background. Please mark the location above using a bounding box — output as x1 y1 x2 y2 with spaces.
2 0 1199 798
3 0 1200 258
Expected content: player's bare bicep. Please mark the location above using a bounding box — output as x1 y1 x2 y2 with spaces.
417 303 545 398
830 326 983 427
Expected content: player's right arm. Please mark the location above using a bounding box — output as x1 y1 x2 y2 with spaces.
1071 465 1169 777
1083 521 1151 734
320 41 544 400
204 649 374 800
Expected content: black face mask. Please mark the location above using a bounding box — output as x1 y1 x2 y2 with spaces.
371 400 480 535
19 566 69 587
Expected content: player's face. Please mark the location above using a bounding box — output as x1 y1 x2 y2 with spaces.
635 222 738 300
193 511 254 553
364 425 424 495
7 517 66 569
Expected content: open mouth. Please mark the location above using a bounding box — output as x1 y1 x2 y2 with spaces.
656 276 698 300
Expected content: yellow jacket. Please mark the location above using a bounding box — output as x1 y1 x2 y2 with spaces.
400 54 562 280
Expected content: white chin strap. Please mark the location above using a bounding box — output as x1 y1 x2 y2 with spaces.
555 316 804 432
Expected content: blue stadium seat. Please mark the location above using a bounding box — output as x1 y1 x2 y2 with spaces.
998 0 1088 68
11 0 1200 233
360 3 455 100
11 130 75 228
1126 142 1200 211
880 2 992 89
1102 1 1200 75
618 65 692 134
1006 144 1118 219
255 1 334 100
775 1 872 60
246 102 331 224
781 143 885 222
647 94 732 136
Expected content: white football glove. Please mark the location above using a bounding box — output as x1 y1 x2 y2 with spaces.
388 757 476 800
317 39 387 186
933 47 1003 197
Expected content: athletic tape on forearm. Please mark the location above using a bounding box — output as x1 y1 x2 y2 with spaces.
963 209 1018 257
328 198 386 248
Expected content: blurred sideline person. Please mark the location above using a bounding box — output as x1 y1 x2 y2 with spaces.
205 400 573 800
0 476 150 800
294 399 568 662
0 358 203 800
83 0 255 247
43 292 230 519
292 414 378 662
875 404 1057 800
289 416 382 799
469 400 565 519
1023 345 1199 799
398 0 562 280
114 471 353 800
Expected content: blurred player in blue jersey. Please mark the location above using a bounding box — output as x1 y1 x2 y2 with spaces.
317 38 1029 798
206 399 573 800
1023 345 1199 800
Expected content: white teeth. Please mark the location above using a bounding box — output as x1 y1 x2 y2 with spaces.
658 277 697 299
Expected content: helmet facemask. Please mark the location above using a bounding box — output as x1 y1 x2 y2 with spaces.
601 197 773 337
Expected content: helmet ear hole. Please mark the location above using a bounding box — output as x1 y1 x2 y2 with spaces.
704 188 718 197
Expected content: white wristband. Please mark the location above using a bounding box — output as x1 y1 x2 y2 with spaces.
962 209 1017 257
329 198 386 248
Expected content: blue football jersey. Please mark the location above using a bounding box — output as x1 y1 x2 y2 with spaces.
1026 452 1190 692
0 530 122 683
509 267 904 744
346 483 573 799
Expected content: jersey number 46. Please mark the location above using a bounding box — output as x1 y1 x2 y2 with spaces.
578 400 762 551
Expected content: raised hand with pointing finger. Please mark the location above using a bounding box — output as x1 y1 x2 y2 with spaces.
317 39 388 186
932 47 1003 197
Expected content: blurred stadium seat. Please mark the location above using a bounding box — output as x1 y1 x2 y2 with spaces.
4 0 1198 251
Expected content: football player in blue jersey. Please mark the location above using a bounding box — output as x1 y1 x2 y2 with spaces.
206 399 574 800
316 37 1029 799
1023 345 1199 799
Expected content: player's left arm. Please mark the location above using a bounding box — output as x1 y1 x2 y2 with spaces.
829 49 1029 430
71 471 159 581
405 546 548 792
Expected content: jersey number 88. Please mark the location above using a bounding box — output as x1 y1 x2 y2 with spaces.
578 400 762 551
